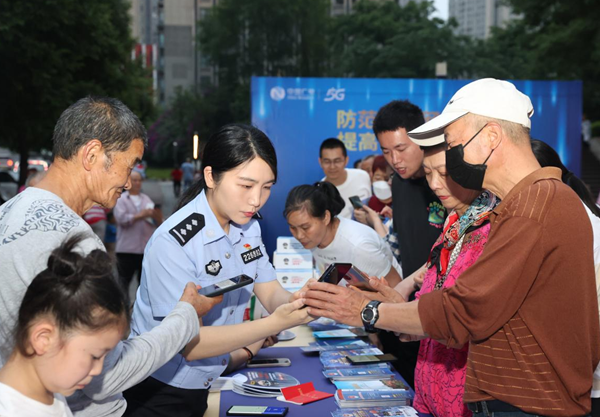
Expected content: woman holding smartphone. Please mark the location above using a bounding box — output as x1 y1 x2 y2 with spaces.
284 181 403 287
124 124 311 417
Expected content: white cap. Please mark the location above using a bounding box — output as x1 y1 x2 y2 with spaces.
372 181 392 200
408 78 534 144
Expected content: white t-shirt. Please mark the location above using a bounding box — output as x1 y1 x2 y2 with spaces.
584 204 600 397
312 217 402 279
323 168 372 219
0 382 73 417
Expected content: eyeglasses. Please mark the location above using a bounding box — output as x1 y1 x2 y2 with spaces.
321 158 345 167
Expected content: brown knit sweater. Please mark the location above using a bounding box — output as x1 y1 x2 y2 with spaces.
419 167 600 416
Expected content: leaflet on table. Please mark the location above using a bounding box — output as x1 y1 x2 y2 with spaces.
300 338 371 353
334 389 414 407
323 366 395 381
313 328 368 338
330 406 419 417
320 348 384 369
333 378 409 391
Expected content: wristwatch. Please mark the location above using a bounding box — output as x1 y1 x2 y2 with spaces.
361 300 381 333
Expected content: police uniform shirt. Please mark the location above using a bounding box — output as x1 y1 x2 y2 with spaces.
129 190 276 389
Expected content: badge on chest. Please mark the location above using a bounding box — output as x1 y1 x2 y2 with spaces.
205 259 222 276
241 245 263 264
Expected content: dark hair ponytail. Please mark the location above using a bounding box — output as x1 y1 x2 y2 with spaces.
13 235 129 357
175 124 277 212
284 181 345 219
531 139 600 218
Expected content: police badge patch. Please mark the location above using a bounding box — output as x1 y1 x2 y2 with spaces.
205 260 222 276
241 246 263 264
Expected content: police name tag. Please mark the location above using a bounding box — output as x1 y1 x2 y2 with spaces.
241 246 263 264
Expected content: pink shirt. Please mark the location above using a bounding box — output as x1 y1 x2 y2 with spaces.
113 191 157 254
413 220 491 417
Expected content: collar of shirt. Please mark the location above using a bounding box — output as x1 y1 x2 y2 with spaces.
194 190 243 246
491 166 562 218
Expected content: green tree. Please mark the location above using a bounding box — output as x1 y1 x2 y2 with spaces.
198 0 330 122
486 0 600 118
0 0 156 185
328 0 473 78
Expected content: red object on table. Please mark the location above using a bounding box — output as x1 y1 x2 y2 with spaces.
281 382 334 405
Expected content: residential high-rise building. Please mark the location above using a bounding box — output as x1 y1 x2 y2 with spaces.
130 0 218 107
449 0 517 39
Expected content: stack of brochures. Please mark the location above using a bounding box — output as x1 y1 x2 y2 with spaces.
301 338 370 353
330 406 419 417
323 366 395 381
334 389 414 408
231 371 300 398
319 348 386 369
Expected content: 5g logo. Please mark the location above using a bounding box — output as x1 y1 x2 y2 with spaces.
324 87 345 102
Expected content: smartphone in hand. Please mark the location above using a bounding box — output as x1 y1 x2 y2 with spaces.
349 196 364 210
198 274 253 297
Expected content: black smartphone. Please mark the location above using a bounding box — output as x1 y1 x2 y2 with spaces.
317 263 352 285
227 406 288 416
349 195 364 210
197 274 253 297
346 353 398 364
246 358 291 368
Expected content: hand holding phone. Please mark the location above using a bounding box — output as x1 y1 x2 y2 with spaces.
198 274 254 297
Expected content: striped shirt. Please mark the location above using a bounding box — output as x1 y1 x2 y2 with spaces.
419 167 600 416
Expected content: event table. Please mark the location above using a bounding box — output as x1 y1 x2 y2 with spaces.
205 325 315 417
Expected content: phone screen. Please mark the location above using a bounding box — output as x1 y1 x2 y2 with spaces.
198 275 253 297
318 263 352 285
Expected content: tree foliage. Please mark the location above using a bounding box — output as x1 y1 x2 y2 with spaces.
156 0 600 165
328 0 473 78
0 0 156 184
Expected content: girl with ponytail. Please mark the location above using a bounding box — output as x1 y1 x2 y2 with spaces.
284 181 403 286
0 235 129 417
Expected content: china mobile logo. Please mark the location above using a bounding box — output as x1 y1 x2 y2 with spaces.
324 87 345 102
270 86 286 101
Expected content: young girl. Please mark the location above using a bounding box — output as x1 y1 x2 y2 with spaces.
0 235 130 417
124 124 311 416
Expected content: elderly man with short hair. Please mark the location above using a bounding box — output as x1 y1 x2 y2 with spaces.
304 79 600 417
0 96 220 416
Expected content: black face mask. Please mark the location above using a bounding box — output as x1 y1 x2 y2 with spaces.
445 124 495 191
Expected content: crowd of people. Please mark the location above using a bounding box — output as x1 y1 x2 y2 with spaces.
0 78 598 417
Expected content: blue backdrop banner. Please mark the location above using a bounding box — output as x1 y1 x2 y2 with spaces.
251 76 582 255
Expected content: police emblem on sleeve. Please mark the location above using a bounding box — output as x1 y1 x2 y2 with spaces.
169 213 205 246
241 246 264 264
205 260 222 276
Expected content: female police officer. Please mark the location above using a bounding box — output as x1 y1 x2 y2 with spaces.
124 124 311 416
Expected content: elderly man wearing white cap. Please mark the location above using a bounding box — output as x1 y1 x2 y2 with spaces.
303 79 600 417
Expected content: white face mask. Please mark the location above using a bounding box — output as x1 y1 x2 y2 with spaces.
372 181 392 200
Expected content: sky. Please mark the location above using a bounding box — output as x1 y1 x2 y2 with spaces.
431 0 449 20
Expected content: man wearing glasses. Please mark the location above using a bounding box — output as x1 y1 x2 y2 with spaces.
319 138 371 219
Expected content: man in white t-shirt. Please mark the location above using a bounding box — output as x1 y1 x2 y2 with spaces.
319 138 371 219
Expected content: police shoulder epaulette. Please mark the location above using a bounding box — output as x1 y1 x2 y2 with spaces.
252 211 263 220
169 213 205 246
